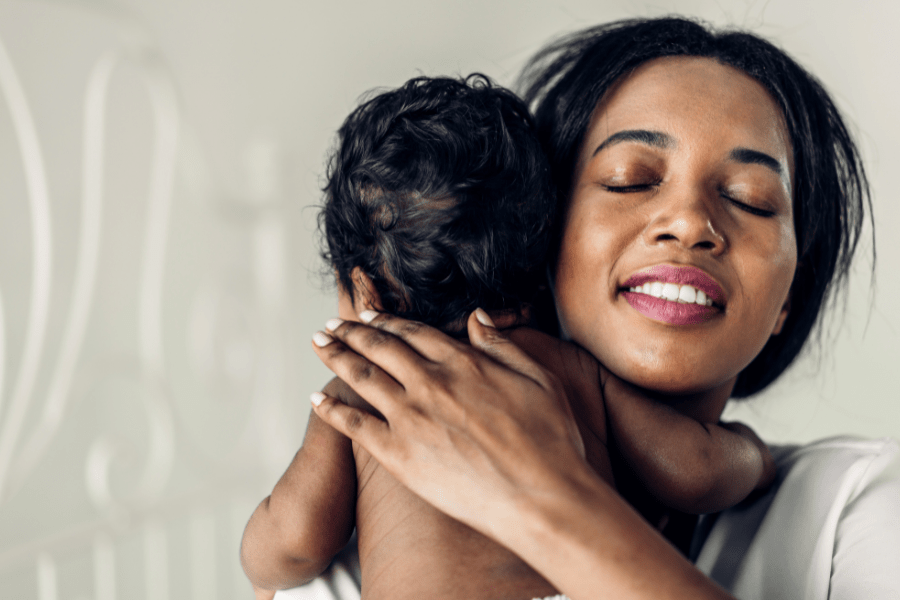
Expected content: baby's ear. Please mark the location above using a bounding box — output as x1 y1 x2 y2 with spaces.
350 267 384 312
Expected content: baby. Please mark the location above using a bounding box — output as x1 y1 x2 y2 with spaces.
240 74 775 600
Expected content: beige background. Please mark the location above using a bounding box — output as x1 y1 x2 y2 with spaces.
0 0 896 598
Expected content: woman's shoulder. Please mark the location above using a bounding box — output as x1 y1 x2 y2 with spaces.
694 435 900 600
770 434 899 470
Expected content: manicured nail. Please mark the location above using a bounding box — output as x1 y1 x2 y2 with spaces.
359 310 379 323
312 331 333 347
310 391 326 406
474 308 495 328
325 318 344 331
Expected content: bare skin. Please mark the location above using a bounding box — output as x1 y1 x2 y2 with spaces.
243 318 774 599
242 321 612 600
303 58 797 600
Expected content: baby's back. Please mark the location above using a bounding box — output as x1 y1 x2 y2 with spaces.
337 330 613 600
352 439 559 600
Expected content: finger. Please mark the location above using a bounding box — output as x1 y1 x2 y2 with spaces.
359 310 472 362
312 332 406 416
466 309 554 388
485 308 527 330
311 391 393 454
329 311 465 369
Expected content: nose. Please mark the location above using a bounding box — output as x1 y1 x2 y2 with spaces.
642 186 727 255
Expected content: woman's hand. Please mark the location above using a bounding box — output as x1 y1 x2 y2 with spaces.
310 308 590 540
310 309 735 600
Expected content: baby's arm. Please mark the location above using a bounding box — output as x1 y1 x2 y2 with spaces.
508 327 773 515
240 377 358 593
508 327 616 486
602 374 776 514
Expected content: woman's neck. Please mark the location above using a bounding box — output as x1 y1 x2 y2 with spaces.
640 383 734 424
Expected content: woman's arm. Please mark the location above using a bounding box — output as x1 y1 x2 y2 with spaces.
240 378 357 592
310 310 735 600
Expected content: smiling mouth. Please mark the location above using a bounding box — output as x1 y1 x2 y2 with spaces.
621 265 727 307
620 288 721 325
625 281 716 307
619 265 726 325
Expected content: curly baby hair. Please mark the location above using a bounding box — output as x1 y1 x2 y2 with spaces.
321 74 556 332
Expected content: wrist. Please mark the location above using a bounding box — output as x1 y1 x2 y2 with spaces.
497 463 734 600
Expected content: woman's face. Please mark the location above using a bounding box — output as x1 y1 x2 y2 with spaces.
554 57 797 408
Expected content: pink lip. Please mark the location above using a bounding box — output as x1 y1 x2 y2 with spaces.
620 265 725 326
621 265 726 305
622 292 719 325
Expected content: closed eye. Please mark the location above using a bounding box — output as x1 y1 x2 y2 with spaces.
722 194 776 217
602 183 659 193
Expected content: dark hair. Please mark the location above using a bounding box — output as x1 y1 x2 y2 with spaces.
518 17 873 397
321 74 555 332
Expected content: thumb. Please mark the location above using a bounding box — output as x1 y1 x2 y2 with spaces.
468 309 586 458
467 309 554 388
311 391 392 454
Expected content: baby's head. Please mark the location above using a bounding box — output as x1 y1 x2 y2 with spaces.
321 74 555 333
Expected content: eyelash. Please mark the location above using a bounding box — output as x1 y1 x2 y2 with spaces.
721 193 776 218
603 184 776 218
602 183 658 194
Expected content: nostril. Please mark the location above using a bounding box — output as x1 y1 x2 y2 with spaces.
695 240 716 250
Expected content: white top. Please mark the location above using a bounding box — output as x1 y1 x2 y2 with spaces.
693 436 900 599
275 436 900 600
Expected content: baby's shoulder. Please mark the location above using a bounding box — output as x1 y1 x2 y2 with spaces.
508 327 610 469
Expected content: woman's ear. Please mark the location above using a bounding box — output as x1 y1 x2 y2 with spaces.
772 265 800 336
771 294 791 336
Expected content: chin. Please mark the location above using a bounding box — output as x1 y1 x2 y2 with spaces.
616 363 736 400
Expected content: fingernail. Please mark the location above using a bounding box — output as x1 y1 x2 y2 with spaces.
312 331 333 347
325 318 344 331
474 308 495 328
359 310 379 323
310 391 326 406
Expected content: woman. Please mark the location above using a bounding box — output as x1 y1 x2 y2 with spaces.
308 18 899 600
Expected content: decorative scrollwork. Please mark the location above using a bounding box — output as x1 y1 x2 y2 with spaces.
0 28 54 505
0 32 180 515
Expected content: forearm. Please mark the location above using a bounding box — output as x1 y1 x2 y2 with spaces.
241 406 356 590
502 463 735 600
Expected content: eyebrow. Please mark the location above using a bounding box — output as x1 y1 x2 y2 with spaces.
592 130 786 178
728 147 784 177
592 129 674 156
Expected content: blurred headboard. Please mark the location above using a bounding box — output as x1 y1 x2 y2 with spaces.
0 2 301 598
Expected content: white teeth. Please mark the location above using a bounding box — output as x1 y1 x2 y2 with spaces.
627 282 714 306
678 285 696 304
661 283 680 301
696 290 707 306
